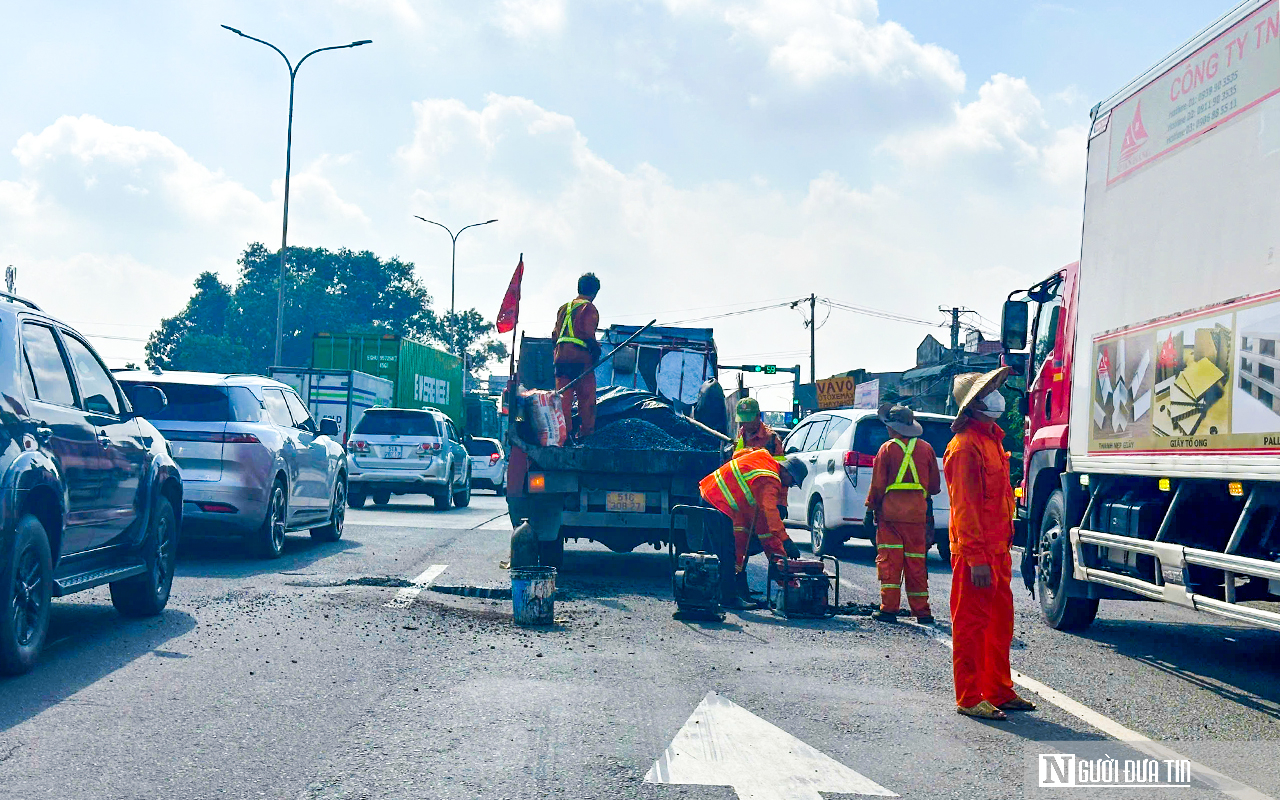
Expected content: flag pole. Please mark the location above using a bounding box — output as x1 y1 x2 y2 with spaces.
508 253 521 383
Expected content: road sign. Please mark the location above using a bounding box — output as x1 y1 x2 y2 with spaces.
644 691 896 800
815 376 857 409
854 378 880 409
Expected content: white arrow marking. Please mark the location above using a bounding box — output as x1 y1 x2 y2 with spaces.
644 691 896 800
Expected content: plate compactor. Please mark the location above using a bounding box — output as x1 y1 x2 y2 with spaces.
767 555 839 618
668 505 740 621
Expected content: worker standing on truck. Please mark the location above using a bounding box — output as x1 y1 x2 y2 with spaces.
733 397 785 458
865 403 940 625
944 367 1036 721
553 273 602 438
700 449 806 609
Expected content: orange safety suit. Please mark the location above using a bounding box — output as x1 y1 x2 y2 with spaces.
865 436 940 617
943 416 1017 709
699 448 793 572
552 296 600 437
734 422 785 458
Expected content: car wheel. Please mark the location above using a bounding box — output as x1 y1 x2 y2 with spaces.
453 466 471 508
538 536 564 569
348 488 367 509
372 490 391 506
311 480 346 542
0 515 52 676
1038 490 1099 630
496 478 507 497
434 468 454 510
809 500 835 557
934 534 951 565
111 496 178 617
254 480 288 559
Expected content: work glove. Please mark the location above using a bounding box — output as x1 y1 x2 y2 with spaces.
783 539 801 560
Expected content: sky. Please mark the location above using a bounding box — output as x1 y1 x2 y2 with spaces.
0 0 1243 409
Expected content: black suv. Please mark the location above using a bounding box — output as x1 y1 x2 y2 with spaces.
0 293 181 675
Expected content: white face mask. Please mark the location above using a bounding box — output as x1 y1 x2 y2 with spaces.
978 391 1005 418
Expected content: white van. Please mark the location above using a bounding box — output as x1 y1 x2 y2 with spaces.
781 409 956 559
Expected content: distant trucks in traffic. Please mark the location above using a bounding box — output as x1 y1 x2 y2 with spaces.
1002 0 1280 633
269 367 393 444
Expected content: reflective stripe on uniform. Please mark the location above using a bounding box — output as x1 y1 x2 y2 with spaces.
557 299 589 347
881 584 901 589
877 543 903 549
728 460 756 506
906 592 929 597
714 471 739 513
904 552 927 558
886 438 925 492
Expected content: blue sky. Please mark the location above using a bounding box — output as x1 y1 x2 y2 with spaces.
0 0 1243 408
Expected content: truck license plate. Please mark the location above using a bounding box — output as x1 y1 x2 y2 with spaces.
383 445 402 459
606 491 646 513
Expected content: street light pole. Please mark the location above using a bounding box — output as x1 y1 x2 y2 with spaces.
413 216 498 351
222 25 371 367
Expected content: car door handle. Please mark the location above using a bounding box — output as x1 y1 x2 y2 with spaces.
97 430 112 446
807 455 818 463
34 423 52 443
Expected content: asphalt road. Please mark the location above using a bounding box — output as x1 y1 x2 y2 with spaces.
2 493 1279 799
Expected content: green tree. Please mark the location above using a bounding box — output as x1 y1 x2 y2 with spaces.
433 309 510 383
146 244 437 374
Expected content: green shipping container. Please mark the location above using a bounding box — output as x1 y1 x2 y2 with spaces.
311 333 464 427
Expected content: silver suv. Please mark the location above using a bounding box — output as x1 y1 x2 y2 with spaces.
347 408 471 509
117 371 348 558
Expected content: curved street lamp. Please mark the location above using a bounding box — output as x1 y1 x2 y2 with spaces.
413 216 499 319
222 25 372 367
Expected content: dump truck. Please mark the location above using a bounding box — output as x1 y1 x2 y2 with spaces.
311 332 464 427
504 329 725 568
1001 0 1280 632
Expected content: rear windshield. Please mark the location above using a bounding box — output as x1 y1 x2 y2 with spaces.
355 410 441 436
466 439 500 456
119 382 264 423
852 418 953 458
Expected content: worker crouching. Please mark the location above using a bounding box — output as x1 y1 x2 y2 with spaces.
943 367 1037 721
865 403 940 625
699 449 807 610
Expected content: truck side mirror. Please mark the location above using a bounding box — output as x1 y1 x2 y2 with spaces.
1001 300 1029 351
1019 394 1029 417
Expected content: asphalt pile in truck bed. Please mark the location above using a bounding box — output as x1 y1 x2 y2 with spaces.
576 418 693 451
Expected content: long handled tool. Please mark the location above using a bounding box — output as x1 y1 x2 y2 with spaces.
552 318 658 397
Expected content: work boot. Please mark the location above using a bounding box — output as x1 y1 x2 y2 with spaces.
915 614 935 625
871 609 899 623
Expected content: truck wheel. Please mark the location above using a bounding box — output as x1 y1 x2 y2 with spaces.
253 480 288 559
0 515 52 676
348 489 367 509
111 497 178 617
311 480 346 542
538 537 564 569
453 467 471 508
372 490 391 506
809 500 835 557
1038 490 1099 631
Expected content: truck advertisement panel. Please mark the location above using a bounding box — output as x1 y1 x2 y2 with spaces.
1105 0 1280 184
1089 289 1280 454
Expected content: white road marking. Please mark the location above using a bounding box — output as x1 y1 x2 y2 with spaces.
918 626 1273 800
384 564 448 609
645 691 896 800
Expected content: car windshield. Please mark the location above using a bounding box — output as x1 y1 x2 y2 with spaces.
466 439 499 456
852 418 953 458
354 410 441 436
121 382 229 422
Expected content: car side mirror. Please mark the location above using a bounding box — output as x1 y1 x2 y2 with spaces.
129 385 167 418
1001 299 1029 351
319 418 340 438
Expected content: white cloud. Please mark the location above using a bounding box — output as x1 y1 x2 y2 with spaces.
724 0 964 92
495 0 567 38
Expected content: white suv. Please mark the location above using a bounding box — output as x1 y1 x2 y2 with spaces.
347 408 472 510
781 408 955 559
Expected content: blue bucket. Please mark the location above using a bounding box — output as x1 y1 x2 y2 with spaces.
511 566 556 625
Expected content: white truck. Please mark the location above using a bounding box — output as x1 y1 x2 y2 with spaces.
1001 0 1280 631
268 368 394 445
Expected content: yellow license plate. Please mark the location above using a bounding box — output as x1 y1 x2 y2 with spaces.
606 491 646 513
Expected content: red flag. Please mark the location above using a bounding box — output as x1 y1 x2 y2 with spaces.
495 257 523 334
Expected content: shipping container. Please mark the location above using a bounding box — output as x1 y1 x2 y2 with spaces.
268 367 394 443
464 394 504 440
311 333 464 427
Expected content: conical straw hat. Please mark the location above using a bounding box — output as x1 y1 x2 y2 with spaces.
951 366 1011 416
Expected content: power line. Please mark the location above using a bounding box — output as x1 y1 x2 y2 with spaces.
821 298 938 327
608 295 808 323
663 300 801 326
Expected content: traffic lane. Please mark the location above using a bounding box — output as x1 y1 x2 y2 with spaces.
826 536 1280 746
295 537 1114 800
345 491 509 530
0 516 506 798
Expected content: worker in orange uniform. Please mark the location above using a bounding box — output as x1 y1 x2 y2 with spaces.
733 397 785 457
552 273 601 438
865 403 940 625
944 367 1037 721
700 448 807 609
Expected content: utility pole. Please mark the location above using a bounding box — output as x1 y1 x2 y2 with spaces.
809 294 817 384
939 306 974 414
